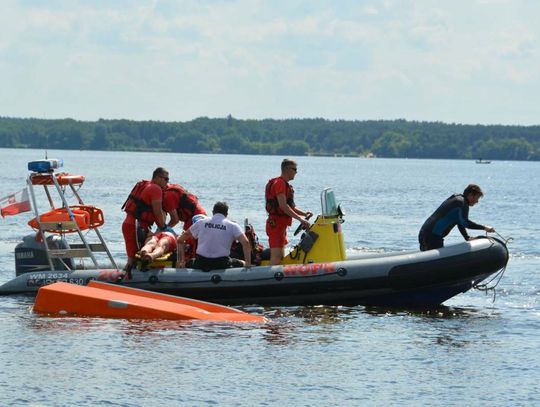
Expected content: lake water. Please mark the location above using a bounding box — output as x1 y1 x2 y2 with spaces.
0 148 538 406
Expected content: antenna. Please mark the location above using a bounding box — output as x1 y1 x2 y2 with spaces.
45 132 48 159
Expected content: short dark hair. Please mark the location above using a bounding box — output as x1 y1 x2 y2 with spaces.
464 184 483 197
212 201 229 216
281 158 297 171
152 167 168 179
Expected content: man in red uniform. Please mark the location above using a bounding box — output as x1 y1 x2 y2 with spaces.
265 158 312 265
121 167 169 270
163 183 206 260
163 184 206 231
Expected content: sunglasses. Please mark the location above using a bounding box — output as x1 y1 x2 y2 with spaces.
289 167 298 172
160 175 170 182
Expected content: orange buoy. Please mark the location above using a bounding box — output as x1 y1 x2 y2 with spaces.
28 208 91 233
34 281 266 323
31 173 85 186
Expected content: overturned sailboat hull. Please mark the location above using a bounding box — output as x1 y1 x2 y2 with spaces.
1 237 509 307
34 281 265 322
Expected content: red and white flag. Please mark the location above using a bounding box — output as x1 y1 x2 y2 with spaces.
0 188 32 217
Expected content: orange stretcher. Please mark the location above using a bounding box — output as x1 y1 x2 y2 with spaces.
28 205 105 233
33 281 265 323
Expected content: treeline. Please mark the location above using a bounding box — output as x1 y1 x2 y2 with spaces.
1 116 539 160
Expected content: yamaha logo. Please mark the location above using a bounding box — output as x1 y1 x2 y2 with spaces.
15 251 34 260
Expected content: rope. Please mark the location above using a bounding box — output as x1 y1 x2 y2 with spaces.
472 231 513 302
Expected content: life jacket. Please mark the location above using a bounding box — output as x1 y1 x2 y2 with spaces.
166 184 205 223
121 180 157 223
265 177 295 217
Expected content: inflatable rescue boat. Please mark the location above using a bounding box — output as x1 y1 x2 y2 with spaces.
0 160 510 307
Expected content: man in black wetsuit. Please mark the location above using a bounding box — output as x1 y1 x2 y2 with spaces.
418 184 495 251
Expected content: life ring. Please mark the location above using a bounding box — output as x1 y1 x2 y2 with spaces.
31 173 85 186
69 205 105 228
28 208 91 233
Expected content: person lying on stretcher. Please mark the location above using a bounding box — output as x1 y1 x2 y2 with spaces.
139 227 177 265
138 214 207 268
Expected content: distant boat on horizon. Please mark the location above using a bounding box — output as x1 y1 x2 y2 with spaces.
475 158 492 164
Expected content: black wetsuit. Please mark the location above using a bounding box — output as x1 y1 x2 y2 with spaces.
418 194 486 251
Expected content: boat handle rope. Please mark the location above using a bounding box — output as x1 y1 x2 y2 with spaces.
150 267 348 285
492 230 513 246
473 231 513 302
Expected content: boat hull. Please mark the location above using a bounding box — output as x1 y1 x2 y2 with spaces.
0 237 509 307
34 281 265 322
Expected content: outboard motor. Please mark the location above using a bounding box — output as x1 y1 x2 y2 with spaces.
14 233 73 276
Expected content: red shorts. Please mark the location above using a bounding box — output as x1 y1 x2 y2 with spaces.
154 232 177 251
266 218 288 248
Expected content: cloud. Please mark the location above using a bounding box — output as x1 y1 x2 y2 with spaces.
0 0 539 124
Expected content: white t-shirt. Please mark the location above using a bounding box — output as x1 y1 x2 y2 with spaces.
189 213 243 258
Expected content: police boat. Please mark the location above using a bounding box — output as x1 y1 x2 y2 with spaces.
0 160 509 307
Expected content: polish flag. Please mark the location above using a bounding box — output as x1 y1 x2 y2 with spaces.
0 188 32 217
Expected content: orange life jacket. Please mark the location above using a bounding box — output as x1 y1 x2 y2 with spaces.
121 180 158 224
166 184 205 223
265 177 295 217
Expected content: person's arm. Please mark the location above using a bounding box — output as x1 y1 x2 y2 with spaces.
457 224 470 240
152 199 166 229
277 194 310 228
167 210 180 228
176 229 194 268
458 206 495 240
237 233 252 268
292 206 313 219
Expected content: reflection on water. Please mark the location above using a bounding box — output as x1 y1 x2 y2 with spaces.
268 305 357 324
258 306 359 345
364 304 496 319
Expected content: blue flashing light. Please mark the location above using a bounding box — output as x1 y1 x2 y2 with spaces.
28 159 64 173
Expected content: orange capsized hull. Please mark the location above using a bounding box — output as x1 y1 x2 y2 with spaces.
34 281 265 323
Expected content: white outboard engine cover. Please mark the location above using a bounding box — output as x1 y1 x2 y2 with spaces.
14 234 72 276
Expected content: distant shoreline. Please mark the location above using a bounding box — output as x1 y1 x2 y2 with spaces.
1 116 538 161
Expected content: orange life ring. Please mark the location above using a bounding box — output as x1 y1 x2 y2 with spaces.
69 205 105 228
31 173 85 186
28 208 91 234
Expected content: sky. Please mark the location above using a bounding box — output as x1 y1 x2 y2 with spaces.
1 0 539 125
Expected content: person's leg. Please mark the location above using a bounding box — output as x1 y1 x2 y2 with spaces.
419 230 443 251
269 247 285 265
267 221 287 265
418 230 427 251
140 236 158 259
149 238 171 261
122 218 138 268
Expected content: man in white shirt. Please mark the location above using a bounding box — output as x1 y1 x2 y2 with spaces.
176 201 252 271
